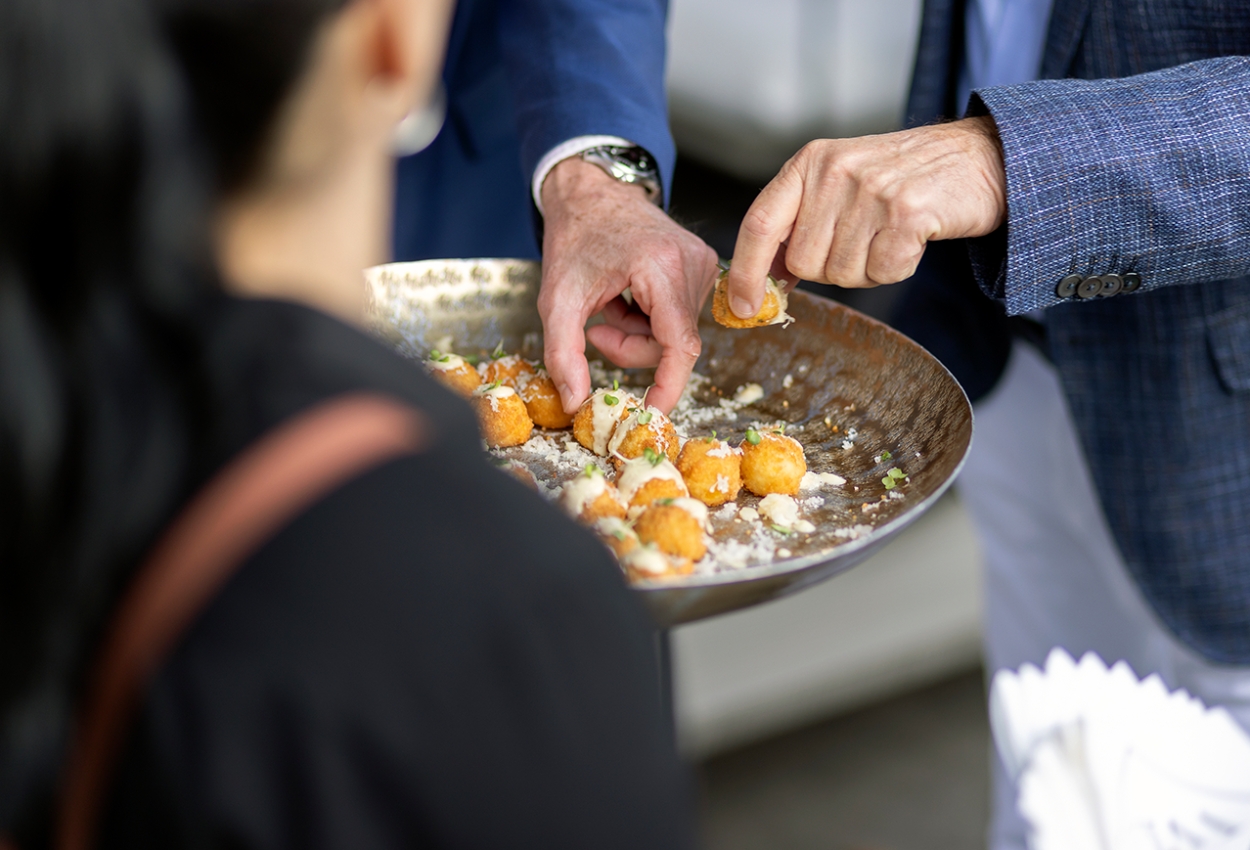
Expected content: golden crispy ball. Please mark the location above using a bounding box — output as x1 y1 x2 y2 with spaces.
607 406 679 468
472 384 533 448
558 469 627 523
594 517 640 560
496 459 537 490
634 503 707 562
425 353 481 397
518 370 574 429
711 271 794 329
628 478 687 512
677 437 743 506
739 428 807 496
482 354 537 388
620 544 694 583
572 387 640 455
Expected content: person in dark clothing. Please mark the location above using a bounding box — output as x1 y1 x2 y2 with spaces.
0 0 698 847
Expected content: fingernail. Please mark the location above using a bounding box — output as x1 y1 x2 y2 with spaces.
730 296 755 319
558 383 574 410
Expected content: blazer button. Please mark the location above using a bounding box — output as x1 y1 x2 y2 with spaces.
1098 274 1123 297
1122 272 1142 293
1077 276 1103 299
1056 274 1082 298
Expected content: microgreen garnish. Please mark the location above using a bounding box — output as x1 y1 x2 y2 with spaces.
643 447 663 466
880 450 892 461
888 467 906 481
429 349 451 363
771 524 792 535
658 497 675 506
604 394 619 406
775 423 786 433
486 379 504 391
637 410 654 425
462 354 480 365
583 464 603 477
612 379 620 391
491 341 506 360
611 529 628 541
745 428 762 446
882 477 896 491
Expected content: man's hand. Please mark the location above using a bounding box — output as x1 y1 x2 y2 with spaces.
725 116 1007 317
539 157 718 415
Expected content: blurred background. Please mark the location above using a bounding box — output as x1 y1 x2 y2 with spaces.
661 2 992 847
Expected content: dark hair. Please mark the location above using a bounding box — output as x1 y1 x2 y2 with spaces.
0 0 346 836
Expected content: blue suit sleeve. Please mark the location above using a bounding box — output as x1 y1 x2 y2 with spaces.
963 56 1250 315
497 0 677 205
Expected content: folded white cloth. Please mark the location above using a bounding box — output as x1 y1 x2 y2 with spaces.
991 648 1250 850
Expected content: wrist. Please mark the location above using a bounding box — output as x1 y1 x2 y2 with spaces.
541 157 648 219
959 115 1008 231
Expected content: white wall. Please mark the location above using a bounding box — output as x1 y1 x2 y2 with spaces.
673 491 983 757
667 0 924 179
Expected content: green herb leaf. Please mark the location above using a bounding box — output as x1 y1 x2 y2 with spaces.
882 477 896 490
462 354 480 366
604 394 619 406
771 524 792 535
643 447 663 466
658 497 675 506
491 341 506 360
745 429 761 446
486 379 504 391
637 410 653 425
888 467 906 480
612 379 620 391
880 450 892 461
583 464 603 478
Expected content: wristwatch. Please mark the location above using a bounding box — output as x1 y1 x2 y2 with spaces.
578 145 662 205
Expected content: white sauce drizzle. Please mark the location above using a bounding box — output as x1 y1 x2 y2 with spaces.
607 404 667 457
559 473 609 519
616 456 687 503
588 389 634 455
622 545 672 577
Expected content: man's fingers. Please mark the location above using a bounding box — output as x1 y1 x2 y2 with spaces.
585 324 663 369
727 172 802 318
600 296 654 337
865 227 928 284
635 286 702 415
541 301 593 413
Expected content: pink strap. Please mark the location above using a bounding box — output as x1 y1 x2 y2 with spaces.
53 393 427 850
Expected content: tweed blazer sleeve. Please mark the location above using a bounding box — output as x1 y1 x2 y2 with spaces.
963 56 1250 316
497 0 677 201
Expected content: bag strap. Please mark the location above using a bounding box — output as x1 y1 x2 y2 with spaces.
49 393 428 850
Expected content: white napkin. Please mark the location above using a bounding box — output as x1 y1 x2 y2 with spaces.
990 648 1250 850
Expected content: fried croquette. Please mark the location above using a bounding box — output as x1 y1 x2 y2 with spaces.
711 270 795 329
593 517 639 560
517 368 574 429
573 385 641 455
425 351 481 397
739 427 807 496
558 466 627 523
607 404 679 467
472 382 533 448
482 352 537 388
677 436 743 506
620 543 694 583
634 501 707 562
616 453 689 512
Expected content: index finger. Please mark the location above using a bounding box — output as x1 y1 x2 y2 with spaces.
726 171 802 317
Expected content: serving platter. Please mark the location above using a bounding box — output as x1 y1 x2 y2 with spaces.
366 259 973 627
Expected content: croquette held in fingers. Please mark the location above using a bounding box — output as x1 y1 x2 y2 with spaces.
739 426 807 496
711 270 794 329
472 382 533 448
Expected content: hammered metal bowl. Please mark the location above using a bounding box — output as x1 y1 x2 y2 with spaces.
365 259 973 627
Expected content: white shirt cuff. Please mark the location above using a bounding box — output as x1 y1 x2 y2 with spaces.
531 135 637 216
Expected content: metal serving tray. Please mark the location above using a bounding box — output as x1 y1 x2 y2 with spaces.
366 259 972 627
